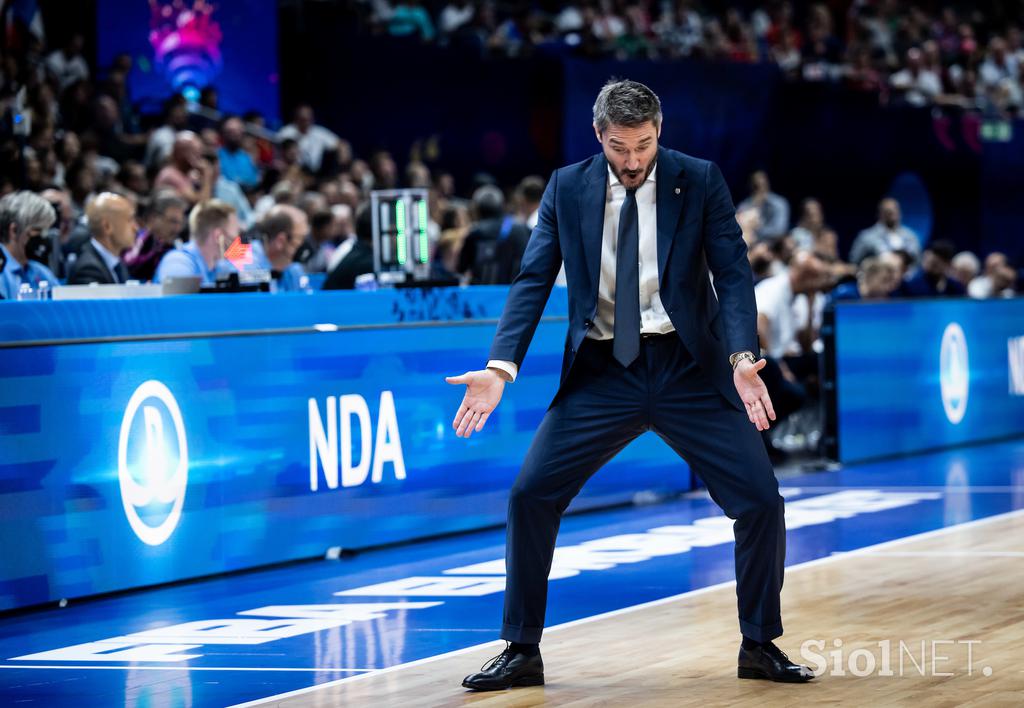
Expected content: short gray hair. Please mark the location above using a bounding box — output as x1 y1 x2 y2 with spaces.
0 191 57 243
593 79 662 134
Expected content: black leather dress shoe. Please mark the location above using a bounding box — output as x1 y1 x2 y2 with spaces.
462 644 544 691
738 642 815 683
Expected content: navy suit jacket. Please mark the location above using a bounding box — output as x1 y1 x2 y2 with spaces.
488 146 759 413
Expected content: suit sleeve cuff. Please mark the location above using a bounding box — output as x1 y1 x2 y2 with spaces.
486 359 518 383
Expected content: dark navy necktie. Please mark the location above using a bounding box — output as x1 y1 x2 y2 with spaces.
114 262 129 284
613 187 640 368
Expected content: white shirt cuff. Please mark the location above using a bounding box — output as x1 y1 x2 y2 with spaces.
486 359 518 383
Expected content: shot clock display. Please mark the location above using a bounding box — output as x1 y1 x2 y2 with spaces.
371 189 432 283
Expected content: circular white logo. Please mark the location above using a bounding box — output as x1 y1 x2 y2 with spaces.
118 380 189 545
939 323 969 425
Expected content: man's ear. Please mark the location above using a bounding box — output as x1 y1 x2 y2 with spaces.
593 122 602 144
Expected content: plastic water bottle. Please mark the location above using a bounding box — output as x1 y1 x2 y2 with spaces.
16 283 34 301
299 274 313 294
37 280 50 301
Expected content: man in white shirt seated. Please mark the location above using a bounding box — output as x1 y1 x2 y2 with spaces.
754 250 831 372
277 104 339 174
155 200 239 286
67 193 138 285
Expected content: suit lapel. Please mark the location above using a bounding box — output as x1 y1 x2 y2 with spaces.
655 147 688 290
578 154 608 297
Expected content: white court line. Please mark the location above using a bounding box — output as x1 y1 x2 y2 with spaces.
226 506 1024 708
0 665 371 672
837 550 1024 557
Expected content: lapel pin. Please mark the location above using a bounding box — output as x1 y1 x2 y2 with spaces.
674 187 681 194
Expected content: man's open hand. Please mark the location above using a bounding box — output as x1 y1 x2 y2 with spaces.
445 368 507 438
733 358 776 431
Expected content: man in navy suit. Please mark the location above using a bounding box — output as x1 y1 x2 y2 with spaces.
447 80 814 689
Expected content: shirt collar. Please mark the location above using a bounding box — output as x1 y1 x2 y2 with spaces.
607 160 658 189
90 238 122 274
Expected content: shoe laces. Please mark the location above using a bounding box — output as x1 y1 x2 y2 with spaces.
480 641 513 672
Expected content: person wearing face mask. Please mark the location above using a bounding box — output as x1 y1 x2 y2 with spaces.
154 200 239 286
0 191 59 299
67 192 139 285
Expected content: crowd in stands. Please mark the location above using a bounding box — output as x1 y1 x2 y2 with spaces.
365 0 1024 115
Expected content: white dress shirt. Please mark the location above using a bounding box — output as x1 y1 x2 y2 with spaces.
488 161 674 382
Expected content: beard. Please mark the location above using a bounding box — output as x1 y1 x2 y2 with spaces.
610 156 657 188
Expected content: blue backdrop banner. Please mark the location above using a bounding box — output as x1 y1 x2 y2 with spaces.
830 297 1024 463
0 288 694 611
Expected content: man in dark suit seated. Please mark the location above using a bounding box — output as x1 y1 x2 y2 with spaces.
67 193 138 285
447 79 814 690
895 239 966 297
323 204 374 290
457 185 532 285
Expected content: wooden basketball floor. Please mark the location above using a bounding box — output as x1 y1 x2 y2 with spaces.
250 511 1024 707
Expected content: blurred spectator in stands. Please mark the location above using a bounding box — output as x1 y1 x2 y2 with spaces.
457 184 531 284
117 160 149 198
968 252 1018 298
154 200 238 285
308 204 354 273
737 170 790 240
145 95 190 169
951 250 980 288
252 204 308 292
206 151 254 228
0 191 58 299
895 239 965 297
218 116 260 190
789 198 827 251
439 1 475 38
829 255 901 301
68 192 138 285
979 37 1019 90
38 188 73 278
748 239 776 285
154 132 215 205
890 47 942 106
45 34 88 90
278 104 339 174
755 250 832 361
371 150 399 190
124 191 187 282
515 175 545 228
848 197 921 267
324 204 374 290
389 1 436 42
801 3 842 81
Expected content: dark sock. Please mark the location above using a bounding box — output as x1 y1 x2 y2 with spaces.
509 641 539 656
742 636 764 650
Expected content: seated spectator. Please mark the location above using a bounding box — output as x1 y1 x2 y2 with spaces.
0 191 59 299
323 204 374 290
456 185 531 284
277 104 339 175
789 198 829 251
890 47 943 106
737 170 790 240
145 95 189 169
967 252 1018 298
206 151 254 228
755 250 832 361
218 116 261 190
39 188 74 279
250 205 309 292
848 198 922 267
154 132 215 205
308 205 353 273
830 256 901 301
123 191 187 282
68 193 138 285
154 200 239 285
951 250 981 287
894 239 966 297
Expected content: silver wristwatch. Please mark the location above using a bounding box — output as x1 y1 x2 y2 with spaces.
729 350 756 369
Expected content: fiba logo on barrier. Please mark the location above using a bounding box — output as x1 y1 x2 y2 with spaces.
118 381 189 545
939 323 969 425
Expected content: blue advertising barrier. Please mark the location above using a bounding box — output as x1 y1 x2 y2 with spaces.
0 287 695 611
824 297 1024 463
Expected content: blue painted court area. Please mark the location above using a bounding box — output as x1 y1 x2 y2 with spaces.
1 439 1022 706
